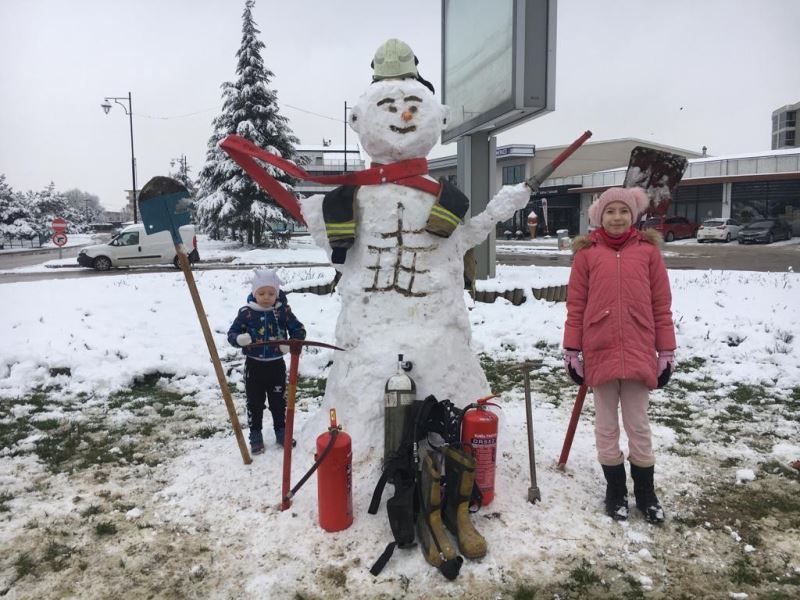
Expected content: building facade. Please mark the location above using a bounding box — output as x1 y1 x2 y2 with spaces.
293 144 365 198
772 102 798 150
548 148 800 235
428 138 703 236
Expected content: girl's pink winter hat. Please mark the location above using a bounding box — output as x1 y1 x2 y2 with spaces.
587 187 650 226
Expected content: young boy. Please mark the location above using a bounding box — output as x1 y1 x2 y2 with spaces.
227 269 306 454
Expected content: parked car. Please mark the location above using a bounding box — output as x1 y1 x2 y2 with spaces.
737 219 793 244
639 216 699 242
77 223 199 270
696 218 742 243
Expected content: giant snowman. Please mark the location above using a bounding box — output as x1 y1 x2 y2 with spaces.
299 40 531 455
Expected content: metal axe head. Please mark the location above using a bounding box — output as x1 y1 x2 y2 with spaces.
138 176 193 246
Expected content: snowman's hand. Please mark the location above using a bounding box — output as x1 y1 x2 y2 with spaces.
298 194 330 251
456 183 531 249
485 183 532 221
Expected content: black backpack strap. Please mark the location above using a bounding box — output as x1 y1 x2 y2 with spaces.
368 467 393 515
370 542 397 576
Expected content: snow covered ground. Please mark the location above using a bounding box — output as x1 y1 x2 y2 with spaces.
1 242 799 598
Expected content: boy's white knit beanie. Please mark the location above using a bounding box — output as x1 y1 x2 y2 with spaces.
251 269 281 293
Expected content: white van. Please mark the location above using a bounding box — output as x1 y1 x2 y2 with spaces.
77 223 199 270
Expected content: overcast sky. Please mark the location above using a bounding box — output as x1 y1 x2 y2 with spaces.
1 0 799 211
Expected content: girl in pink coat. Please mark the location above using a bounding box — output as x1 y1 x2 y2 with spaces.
563 187 677 524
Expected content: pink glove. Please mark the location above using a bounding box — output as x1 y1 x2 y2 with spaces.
563 349 584 385
657 350 675 374
657 350 675 388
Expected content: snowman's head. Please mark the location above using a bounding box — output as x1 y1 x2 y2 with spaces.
349 79 446 164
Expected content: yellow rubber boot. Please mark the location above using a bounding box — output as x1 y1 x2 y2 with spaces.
442 446 487 559
416 453 461 577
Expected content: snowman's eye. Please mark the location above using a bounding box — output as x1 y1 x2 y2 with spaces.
408 106 418 114
387 105 398 113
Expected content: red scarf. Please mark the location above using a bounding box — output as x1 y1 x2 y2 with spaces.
596 226 636 250
219 134 441 225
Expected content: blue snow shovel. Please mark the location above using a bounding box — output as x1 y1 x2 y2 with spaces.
138 176 252 465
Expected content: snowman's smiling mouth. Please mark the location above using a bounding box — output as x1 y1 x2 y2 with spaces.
390 125 417 134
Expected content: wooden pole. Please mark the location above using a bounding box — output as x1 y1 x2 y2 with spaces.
177 250 252 465
281 347 300 510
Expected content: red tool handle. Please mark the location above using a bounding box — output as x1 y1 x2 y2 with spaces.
556 384 588 470
527 130 592 191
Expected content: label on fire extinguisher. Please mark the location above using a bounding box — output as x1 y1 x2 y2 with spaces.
470 433 497 491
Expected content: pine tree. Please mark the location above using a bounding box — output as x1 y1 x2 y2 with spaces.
0 174 35 241
195 0 299 245
25 182 75 237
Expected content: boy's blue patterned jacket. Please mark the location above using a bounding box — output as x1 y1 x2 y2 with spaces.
227 290 306 360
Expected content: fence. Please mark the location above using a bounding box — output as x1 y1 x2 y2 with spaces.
0 235 47 250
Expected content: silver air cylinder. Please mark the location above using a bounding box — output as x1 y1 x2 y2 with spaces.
383 353 416 466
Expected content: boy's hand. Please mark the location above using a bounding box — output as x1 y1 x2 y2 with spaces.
279 343 290 354
563 349 584 385
236 333 253 347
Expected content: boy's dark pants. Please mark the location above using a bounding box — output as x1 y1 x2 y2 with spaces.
244 357 287 437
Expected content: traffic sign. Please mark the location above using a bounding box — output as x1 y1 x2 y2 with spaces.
52 233 68 247
52 217 67 233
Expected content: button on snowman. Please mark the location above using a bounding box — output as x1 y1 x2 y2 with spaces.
299 39 531 453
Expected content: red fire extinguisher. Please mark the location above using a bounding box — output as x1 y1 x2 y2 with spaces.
461 394 500 506
316 409 353 532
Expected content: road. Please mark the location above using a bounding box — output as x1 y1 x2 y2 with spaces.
497 239 800 272
0 245 86 271
1 239 798 284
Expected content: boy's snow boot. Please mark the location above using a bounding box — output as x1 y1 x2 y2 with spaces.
630 463 665 524
275 427 296 448
249 430 265 455
442 446 487 559
601 464 629 521
417 453 463 580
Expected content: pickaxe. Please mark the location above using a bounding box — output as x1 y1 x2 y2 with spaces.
249 339 343 510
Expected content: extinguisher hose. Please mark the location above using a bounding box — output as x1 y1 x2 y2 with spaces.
283 429 338 502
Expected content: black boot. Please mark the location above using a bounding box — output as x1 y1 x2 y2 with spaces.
630 463 665 524
601 464 629 521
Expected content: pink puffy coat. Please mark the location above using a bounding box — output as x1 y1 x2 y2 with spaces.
563 229 676 389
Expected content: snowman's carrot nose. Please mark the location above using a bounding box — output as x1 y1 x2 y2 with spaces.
401 110 414 122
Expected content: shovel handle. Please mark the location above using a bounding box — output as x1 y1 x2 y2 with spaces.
557 384 588 470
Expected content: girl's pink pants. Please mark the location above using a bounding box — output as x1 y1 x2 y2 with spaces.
592 379 655 467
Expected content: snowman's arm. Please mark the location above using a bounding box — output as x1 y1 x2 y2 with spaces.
297 194 331 252
456 182 531 250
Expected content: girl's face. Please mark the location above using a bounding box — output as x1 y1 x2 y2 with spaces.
254 285 278 308
601 201 633 236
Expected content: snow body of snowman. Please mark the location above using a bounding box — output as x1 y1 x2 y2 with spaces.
299 69 530 457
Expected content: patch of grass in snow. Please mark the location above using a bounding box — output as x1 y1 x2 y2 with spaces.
296 376 327 399
510 583 539 599
13 552 35 581
43 541 76 572
194 425 222 439
480 354 526 394
730 556 763 586
480 355 572 405
565 559 604 594
676 356 706 372
730 383 774 406
0 491 13 512
94 521 117 536
651 400 694 435
619 575 646 600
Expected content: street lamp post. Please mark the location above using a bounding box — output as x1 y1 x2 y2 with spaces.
101 92 138 223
